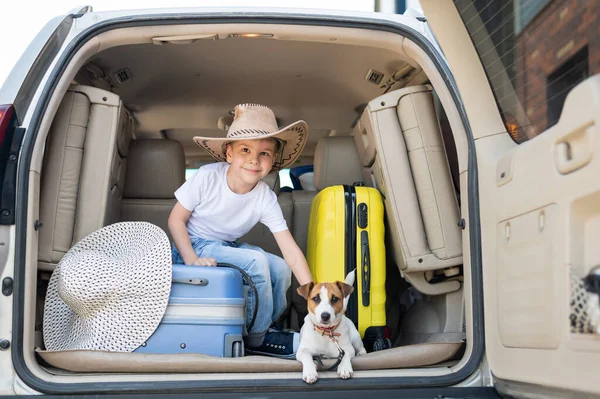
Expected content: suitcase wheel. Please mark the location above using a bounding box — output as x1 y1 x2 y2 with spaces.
372 337 392 352
232 341 244 357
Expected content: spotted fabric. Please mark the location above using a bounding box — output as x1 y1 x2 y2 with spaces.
43 222 172 352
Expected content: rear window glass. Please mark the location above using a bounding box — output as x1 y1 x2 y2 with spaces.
185 168 197 180
453 0 596 143
278 168 293 190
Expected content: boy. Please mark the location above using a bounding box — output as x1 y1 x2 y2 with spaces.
168 103 313 357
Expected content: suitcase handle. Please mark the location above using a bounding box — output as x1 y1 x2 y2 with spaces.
172 277 208 286
217 262 258 334
361 231 370 307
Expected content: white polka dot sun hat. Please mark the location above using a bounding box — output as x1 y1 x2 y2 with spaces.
42 222 172 352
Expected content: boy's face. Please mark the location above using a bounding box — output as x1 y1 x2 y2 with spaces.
225 139 277 186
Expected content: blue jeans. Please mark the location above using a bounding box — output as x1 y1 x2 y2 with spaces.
172 237 291 344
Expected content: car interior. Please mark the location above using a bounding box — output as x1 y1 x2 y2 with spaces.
22 21 475 383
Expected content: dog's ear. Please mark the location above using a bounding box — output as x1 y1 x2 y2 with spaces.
344 269 356 286
297 282 315 300
336 281 354 298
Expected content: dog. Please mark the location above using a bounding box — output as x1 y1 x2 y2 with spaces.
296 271 367 384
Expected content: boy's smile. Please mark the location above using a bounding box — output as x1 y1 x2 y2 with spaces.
225 139 277 194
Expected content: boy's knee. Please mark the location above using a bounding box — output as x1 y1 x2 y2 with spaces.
255 252 269 268
246 251 270 277
276 264 292 287
283 272 292 291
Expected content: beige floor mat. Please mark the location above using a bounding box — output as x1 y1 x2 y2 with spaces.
36 341 463 373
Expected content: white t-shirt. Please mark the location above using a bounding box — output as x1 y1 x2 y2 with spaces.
175 162 288 242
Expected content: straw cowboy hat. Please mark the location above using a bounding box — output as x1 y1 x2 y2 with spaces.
193 103 308 170
43 222 172 352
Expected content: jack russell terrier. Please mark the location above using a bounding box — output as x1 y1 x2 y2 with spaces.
296 271 366 384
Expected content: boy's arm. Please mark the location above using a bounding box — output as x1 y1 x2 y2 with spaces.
168 202 216 266
273 229 313 285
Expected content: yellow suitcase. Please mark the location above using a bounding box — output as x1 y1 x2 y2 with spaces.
307 184 388 351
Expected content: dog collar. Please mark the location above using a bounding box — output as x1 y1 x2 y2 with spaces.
314 323 341 338
312 323 345 372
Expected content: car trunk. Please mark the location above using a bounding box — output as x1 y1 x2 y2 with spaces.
14 12 480 392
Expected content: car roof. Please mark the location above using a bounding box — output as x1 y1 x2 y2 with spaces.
73 6 426 32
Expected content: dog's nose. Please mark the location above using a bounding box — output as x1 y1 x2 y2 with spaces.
321 312 331 322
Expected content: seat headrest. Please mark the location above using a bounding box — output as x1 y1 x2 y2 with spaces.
123 139 185 199
314 137 364 191
298 172 316 191
262 172 280 194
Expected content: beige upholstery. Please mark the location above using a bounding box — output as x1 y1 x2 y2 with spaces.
38 85 133 271
287 190 315 329
353 85 462 295
290 191 314 255
313 136 365 190
261 172 280 195
240 172 293 257
36 340 462 373
120 139 186 239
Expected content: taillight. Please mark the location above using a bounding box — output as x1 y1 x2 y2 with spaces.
0 105 15 145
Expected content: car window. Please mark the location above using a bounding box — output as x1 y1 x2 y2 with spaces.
453 0 596 143
278 168 294 190
288 165 315 191
185 168 197 180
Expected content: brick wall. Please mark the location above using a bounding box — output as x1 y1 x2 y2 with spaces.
514 0 599 140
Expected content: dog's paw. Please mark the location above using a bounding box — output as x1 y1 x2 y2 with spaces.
337 364 353 380
303 369 319 384
356 348 367 356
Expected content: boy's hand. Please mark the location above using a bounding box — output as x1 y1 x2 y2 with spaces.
191 257 217 267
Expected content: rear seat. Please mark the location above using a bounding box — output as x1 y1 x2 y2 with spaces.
120 139 186 239
38 85 133 271
352 85 462 295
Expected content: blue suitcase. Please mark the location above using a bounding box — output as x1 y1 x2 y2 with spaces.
135 264 246 357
